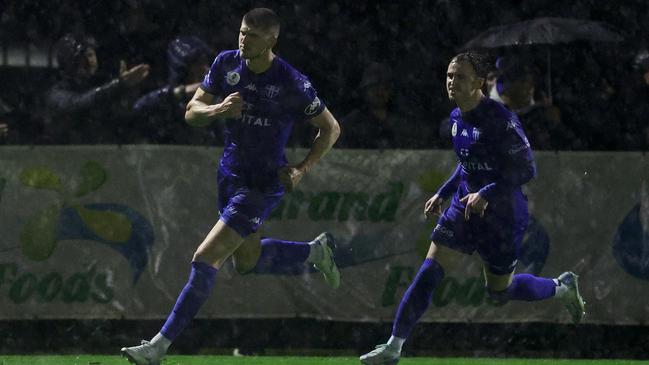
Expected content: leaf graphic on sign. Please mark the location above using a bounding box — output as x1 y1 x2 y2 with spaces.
75 161 106 197
20 204 60 261
75 205 132 242
19 167 63 192
416 170 448 193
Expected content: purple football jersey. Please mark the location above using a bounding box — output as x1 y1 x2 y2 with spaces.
437 97 536 202
201 50 325 186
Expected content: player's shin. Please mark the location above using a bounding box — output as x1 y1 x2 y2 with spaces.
159 261 218 341
391 259 445 343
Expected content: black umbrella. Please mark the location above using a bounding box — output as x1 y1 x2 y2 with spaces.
462 17 624 102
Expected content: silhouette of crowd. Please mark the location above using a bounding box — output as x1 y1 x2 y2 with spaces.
1 0 648 150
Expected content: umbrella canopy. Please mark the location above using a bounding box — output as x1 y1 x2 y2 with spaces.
461 17 624 104
462 17 624 49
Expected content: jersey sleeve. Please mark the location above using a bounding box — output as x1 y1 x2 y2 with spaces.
478 115 537 201
287 75 326 120
200 52 225 96
436 163 462 199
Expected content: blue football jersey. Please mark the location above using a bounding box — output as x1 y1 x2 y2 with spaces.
201 50 325 185
437 98 536 201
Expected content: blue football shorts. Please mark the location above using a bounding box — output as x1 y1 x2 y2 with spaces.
430 186 529 275
217 171 284 238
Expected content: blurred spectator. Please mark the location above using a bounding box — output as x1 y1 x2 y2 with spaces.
618 48 649 150
338 62 408 149
0 94 42 144
132 35 218 144
44 32 150 144
491 56 574 150
0 98 10 143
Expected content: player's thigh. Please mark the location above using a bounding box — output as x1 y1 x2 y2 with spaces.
193 219 245 268
232 230 262 274
426 241 465 271
483 265 514 292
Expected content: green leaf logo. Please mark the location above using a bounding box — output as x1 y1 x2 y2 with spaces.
20 204 60 261
19 167 63 192
75 161 106 197
75 205 132 242
416 170 448 193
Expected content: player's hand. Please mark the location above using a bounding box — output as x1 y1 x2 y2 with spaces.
278 165 305 192
424 194 444 220
459 193 488 220
217 92 243 118
119 60 150 87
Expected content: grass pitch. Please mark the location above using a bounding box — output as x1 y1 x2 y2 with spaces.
0 356 645 365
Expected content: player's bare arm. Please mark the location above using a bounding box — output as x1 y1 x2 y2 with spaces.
185 88 243 127
424 194 444 220
278 107 340 191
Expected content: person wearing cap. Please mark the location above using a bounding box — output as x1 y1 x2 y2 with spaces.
44 32 150 144
132 35 216 144
491 56 572 150
338 62 405 149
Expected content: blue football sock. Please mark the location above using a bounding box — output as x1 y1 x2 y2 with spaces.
160 261 217 341
505 273 556 301
253 237 312 275
392 259 445 339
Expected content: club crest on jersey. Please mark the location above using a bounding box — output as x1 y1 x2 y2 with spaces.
451 122 458 137
304 97 321 115
265 85 280 98
226 71 240 86
472 128 481 141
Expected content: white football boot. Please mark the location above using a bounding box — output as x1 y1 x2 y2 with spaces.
360 343 400 365
557 271 586 324
312 232 341 289
121 340 165 365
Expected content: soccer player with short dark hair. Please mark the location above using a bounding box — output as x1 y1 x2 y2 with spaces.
121 8 341 365
360 53 585 365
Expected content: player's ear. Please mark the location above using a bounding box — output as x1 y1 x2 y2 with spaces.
268 35 278 49
474 76 485 91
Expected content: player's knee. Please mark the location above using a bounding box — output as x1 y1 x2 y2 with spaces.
233 260 256 275
232 252 258 275
426 241 440 259
486 286 510 305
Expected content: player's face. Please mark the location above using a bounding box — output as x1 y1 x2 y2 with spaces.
239 21 275 60
446 60 483 103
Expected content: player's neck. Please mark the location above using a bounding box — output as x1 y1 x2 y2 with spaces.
245 52 275 74
457 92 484 113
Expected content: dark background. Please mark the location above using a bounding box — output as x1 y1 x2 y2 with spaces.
1 0 648 149
1 0 649 358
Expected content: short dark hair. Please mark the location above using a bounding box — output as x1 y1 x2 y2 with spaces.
451 52 493 79
243 8 280 36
